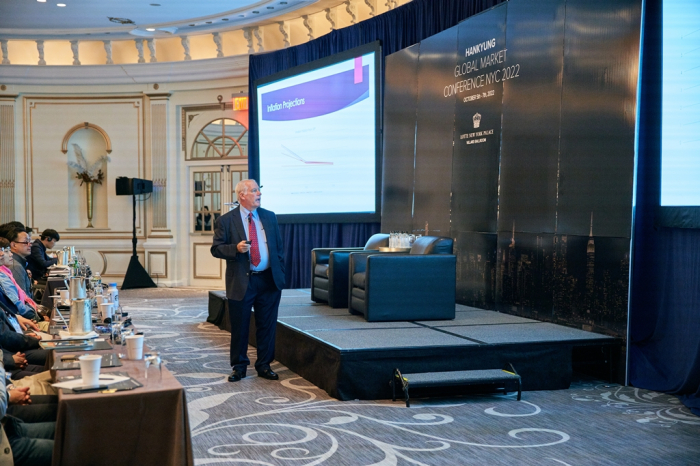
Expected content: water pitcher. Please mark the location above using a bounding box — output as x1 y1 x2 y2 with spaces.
69 299 93 335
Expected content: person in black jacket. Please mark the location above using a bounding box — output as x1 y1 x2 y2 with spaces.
0 293 46 367
210 179 286 383
27 230 58 281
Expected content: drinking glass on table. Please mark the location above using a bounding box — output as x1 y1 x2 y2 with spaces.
110 322 120 345
111 322 129 346
120 328 133 350
144 352 162 385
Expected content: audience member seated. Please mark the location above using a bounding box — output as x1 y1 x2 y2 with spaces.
27 230 58 281
1 347 43 381
0 223 25 243
5 382 57 424
0 290 47 367
0 240 52 379
0 255 54 394
0 360 55 466
0 240 38 321
4 229 33 301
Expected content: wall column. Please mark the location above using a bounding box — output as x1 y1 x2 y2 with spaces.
0 96 17 223
147 93 170 232
144 93 174 285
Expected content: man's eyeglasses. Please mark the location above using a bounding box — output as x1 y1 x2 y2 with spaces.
12 241 31 245
0 247 10 253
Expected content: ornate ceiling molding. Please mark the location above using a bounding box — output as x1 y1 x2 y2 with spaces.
0 0 349 41
0 54 249 85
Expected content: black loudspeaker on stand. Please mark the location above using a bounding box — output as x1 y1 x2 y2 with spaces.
116 177 157 290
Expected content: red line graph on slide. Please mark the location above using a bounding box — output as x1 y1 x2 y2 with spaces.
281 145 334 165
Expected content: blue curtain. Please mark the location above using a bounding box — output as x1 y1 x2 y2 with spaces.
249 0 503 290
628 0 700 415
280 223 381 289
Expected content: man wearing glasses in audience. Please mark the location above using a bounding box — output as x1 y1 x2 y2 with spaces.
27 230 58 281
5 230 33 300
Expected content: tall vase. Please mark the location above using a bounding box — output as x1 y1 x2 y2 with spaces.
85 181 94 228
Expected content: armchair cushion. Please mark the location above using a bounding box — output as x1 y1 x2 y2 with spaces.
314 264 329 278
364 233 390 250
352 272 366 289
410 236 454 255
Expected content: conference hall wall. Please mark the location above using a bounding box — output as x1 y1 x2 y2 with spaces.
382 0 641 338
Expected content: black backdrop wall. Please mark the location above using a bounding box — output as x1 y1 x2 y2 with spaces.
249 0 505 289
382 0 641 339
247 0 700 416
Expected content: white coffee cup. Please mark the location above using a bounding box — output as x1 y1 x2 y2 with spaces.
59 289 70 304
99 302 113 321
125 334 144 360
78 354 102 387
95 295 108 306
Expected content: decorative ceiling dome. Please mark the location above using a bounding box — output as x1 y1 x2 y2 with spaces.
0 0 405 74
0 0 385 41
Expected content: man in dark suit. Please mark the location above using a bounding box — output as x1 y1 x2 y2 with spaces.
210 179 285 382
27 229 59 280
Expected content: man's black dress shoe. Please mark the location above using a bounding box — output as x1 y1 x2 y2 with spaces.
228 369 245 382
257 368 279 380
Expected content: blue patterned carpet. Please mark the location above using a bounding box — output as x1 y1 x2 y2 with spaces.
120 288 700 466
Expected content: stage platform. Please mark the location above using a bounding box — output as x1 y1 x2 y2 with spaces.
207 289 622 400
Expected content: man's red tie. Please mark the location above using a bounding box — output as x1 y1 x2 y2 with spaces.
248 213 261 267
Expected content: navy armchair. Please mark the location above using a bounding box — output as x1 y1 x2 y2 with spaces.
348 236 456 322
311 233 390 308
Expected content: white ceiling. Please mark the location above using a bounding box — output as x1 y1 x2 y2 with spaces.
0 0 342 40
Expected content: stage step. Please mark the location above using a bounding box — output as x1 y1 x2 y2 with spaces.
391 364 522 407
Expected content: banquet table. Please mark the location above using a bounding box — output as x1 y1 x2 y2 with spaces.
49 343 194 466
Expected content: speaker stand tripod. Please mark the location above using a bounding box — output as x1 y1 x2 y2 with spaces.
121 193 157 290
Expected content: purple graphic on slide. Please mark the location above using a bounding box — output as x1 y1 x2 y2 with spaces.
262 63 369 121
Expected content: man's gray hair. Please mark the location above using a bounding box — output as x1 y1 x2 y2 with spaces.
234 179 257 201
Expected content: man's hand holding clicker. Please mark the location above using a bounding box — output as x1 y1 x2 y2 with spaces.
237 241 251 253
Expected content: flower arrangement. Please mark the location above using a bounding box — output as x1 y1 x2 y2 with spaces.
67 143 111 185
